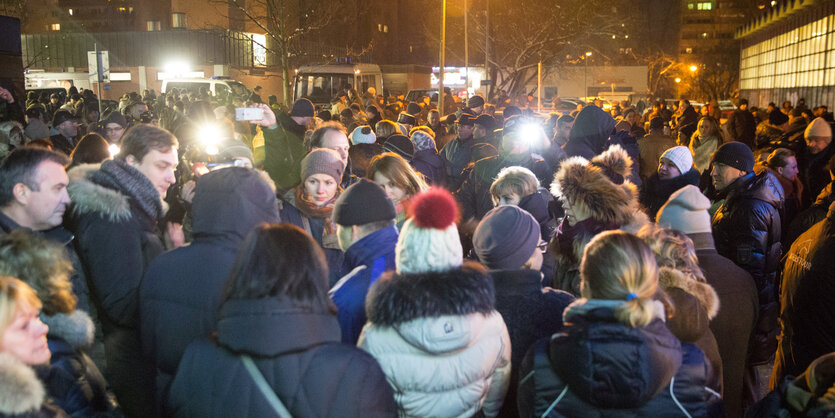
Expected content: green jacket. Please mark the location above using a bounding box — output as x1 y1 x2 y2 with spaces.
264 112 308 192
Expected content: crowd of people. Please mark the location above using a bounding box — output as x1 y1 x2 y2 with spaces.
0 79 834 417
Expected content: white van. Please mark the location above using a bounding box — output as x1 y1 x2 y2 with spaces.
293 63 383 108
25 72 92 91
161 77 250 98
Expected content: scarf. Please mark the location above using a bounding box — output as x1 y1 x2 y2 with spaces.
293 185 341 246
553 217 618 264
92 159 163 220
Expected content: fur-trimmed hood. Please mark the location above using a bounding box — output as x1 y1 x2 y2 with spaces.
552 145 642 226
366 261 495 327
658 267 719 319
66 163 132 222
0 353 46 415
42 310 95 350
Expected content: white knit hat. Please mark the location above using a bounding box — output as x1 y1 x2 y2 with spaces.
656 185 712 234
660 146 694 174
395 188 463 274
350 125 377 145
805 117 832 140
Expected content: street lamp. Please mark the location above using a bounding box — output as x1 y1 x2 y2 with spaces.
438 0 447 115
675 77 682 83
689 65 698 72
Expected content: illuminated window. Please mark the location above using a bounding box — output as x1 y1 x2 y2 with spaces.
118 7 125 12
50 23 60 30
697 2 713 10
688 3 694 9
172 12 186 28
68 8 73 15
378 24 382 32
146 20 160 31
685 47 693 54
383 25 388 33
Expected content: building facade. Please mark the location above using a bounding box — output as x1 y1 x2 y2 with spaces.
738 0 835 107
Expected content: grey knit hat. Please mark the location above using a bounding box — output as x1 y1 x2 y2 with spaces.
300 148 344 182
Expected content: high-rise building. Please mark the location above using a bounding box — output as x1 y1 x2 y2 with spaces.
679 0 762 58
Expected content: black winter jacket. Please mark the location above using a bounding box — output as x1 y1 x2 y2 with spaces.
517 301 718 417
411 148 447 186
798 142 835 209
166 297 397 418
564 105 615 160
139 168 280 410
639 168 701 221
712 170 784 365
786 181 833 246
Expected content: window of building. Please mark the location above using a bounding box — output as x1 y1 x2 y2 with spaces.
68 8 73 15
688 3 694 9
383 25 388 33
146 20 161 31
685 47 694 54
172 12 186 28
697 2 713 10
50 23 60 31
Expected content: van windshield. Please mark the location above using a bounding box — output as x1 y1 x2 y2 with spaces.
227 81 250 97
294 74 354 104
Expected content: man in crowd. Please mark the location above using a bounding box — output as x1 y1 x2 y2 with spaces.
66 124 179 418
441 112 476 190
50 109 79 156
799 117 834 207
263 98 314 191
638 116 677 182
728 98 757 149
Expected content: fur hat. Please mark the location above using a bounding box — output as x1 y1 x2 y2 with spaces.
551 144 636 225
660 146 693 174
350 125 376 145
656 185 712 234
805 117 832 140
396 188 462 274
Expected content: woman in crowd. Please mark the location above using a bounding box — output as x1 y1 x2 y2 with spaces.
408 126 446 186
374 120 399 146
366 152 427 230
0 231 120 417
279 148 345 286
638 146 701 220
167 224 396 417
359 189 511 417
0 275 67 417
69 133 111 168
689 116 722 175
518 230 716 417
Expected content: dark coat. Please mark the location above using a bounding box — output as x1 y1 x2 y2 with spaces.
410 148 446 186
690 233 758 418
441 135 475 190
330 226 398 345
673 106 700 145
771 201 835 388
64 164 163 418
491 269 574 418
263 112 308 192
564 105 615 159
517 302 718 417
712 170 784 366
49 134 76 157
40 311 121 418
786 181 833 247
455 153 552 221
139 168 280 410
639 167 701 221
278 196 344 286
727 109 757 148
798 141 835 209
166 298 397 418
0 354 68 418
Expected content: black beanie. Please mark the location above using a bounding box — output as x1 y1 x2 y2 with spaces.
407 102 421 116
290 98 315 117
473 205 540 270
468 95 485 109
769 109 789 126
333 179 396 226
383 134 415 161
711 141 755 173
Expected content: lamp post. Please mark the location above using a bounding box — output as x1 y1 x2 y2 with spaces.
583 51 592 101
438 0 447 116
464 0 469 101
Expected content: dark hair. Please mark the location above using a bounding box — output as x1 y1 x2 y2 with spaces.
70 133 110 167
70 93 81 102
117 124 178 163
306 121 346 150
220 224 335 314
0 148 69 207
24 106 46 121
557 114 575 127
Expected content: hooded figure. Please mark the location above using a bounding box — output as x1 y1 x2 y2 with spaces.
358 189 511 418
563 105 616 159
140 167 280 410
549 145 649 296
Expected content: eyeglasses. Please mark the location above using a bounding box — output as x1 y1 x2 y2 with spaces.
537 240 549 254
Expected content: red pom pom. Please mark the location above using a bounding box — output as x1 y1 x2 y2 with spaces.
408 188 459 229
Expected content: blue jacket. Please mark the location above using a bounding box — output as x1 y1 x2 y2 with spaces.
330 226 398 344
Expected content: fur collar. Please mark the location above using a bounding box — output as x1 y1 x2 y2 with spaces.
0 353 45 415
42 310 95 350
366 262 495 326
67 164 132 222
658 267 719 319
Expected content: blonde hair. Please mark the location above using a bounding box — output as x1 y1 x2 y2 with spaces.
637 224 706 283
490 166 540 206
580 230 659 327
0 276 41 338
367 152 428 197
408 125 435 139
0 230 76 316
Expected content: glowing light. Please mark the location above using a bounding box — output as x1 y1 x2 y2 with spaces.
108 144 119 158
675 77 682 83
689 65 698 72
585 52 592 57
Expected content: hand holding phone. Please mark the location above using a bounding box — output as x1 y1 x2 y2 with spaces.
236 107 265 121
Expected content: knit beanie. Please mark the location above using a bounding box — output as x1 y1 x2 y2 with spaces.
474 114 496 130
300 148 344 182
769 109 789 126
217 138 254 163
350 125 377 145
333 179 396 226
397 113 416 126
410 130 437 152
473 205 540 270
805 117 832 140
383 134 415 161
101 110 127 128
711 141 755 173
406 103 421 116
290 98 315 117
396 188 462 274
660 146 693 174
468 95 485 109
656 185 712 234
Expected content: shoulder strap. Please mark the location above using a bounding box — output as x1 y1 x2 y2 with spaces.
241 355 294 418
